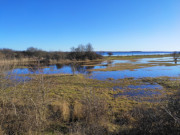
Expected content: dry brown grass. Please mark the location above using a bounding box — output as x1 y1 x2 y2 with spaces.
50 100 70 122
73 101 84 120
0 61 179 134
0 58 32 65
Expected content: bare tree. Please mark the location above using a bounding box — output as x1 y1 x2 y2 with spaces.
172 52 180 64
108 52 113 57
68 44 102 60
86 43 93 52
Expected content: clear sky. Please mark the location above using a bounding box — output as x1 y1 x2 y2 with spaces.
0 0 180 51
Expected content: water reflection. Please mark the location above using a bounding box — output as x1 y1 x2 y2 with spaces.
9 61 103 75
56 64 64 69
113 83 163 90
113 83 163 98
6 57 180 81
97 51 173 56
28 65 39 73
115 90 161 97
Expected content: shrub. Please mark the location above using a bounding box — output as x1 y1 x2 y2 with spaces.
68 44 102 60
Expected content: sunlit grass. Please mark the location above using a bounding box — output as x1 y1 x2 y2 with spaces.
0 54 179 134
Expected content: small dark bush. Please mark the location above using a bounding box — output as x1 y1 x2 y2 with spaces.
68 44 102 60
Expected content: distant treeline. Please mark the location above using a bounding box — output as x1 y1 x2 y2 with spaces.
0 44 102 62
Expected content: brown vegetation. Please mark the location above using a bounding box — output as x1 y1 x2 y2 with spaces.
0 57 179 134
0 44 102 66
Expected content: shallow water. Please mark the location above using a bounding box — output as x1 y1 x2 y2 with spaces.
115 90 161 97
113 83 163 90
137 57 177 64
7 57 180 81
6 57 179 98
113 83 162 97
97 51 173 56
91 66 180 80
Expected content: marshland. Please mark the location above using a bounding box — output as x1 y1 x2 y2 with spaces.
0 47 179 135
1 0 180 134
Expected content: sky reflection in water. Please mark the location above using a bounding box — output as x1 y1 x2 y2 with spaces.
8 57 180 80
7 57 180 97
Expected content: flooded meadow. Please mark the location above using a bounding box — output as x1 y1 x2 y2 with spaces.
1 55 180 134
5 56 180 99
8 56 180 80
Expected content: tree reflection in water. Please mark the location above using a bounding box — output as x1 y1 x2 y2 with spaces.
25 60 103 75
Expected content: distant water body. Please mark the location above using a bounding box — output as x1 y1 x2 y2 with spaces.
96 51 173 56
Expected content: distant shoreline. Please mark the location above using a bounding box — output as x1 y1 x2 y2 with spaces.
96 51 173 52
96 51 173 56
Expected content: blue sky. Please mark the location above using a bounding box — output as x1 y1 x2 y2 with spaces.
0 0 180 51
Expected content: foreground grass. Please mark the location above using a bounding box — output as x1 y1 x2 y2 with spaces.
0 73 179 134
